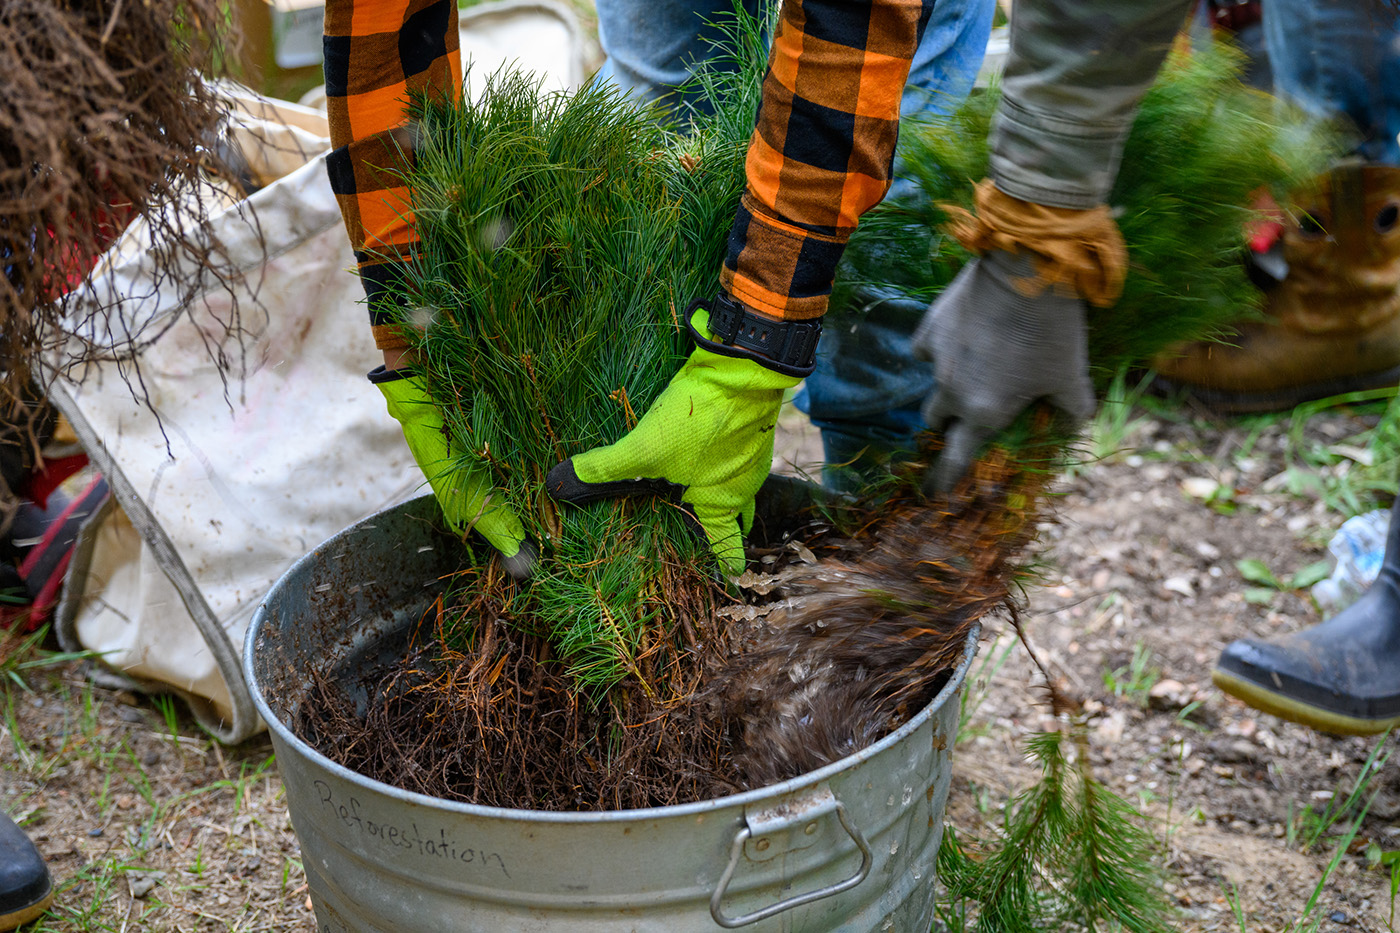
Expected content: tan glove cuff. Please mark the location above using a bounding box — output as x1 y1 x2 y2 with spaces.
944 179 1128 308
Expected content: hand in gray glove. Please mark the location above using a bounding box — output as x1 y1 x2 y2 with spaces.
912 250 1095 494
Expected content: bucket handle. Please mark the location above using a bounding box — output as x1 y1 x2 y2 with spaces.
709 791 872 928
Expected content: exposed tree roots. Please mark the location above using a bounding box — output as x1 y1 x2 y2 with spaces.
1 0 241 510
298 431 1058 809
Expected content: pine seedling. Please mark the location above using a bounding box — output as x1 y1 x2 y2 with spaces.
938 729 1177 933
382 14 765 697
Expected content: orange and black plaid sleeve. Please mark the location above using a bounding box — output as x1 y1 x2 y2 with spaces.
721 0 933 323
323 0 461 351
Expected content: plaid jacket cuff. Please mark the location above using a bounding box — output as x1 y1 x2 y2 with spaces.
720 195 847 320
720 0 934 323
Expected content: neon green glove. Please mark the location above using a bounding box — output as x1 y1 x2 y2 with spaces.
545 338 800 577
373 368 534 579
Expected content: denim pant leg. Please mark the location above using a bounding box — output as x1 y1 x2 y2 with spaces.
594 0 763 112
888 0 998 201
1263 0 1400 166
596 0 993 118
803 0 995 490
798 295 934 492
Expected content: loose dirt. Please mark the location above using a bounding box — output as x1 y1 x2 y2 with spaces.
3 399 1398 931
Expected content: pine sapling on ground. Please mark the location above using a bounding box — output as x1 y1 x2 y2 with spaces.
937 730 1178 933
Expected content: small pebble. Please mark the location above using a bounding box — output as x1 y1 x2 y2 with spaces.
127 871 165 899
1194 541 1222 561
1181 477 1220 499
1148 679 1189 710
1162 576 1194 598
1208 739 1260 764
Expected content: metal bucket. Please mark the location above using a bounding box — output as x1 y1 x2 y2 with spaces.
245 496 979 932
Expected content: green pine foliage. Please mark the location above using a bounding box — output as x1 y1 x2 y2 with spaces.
385 30 764 691
937 730 1178 933
839 44 1336 386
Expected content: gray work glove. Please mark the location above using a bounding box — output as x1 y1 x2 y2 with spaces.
912 250 1095 495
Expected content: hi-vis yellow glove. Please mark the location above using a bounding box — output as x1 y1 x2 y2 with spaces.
545 315 800 576
372 367 535 579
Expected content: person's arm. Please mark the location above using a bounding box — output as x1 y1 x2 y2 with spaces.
325 0 532 575
548 0 936 574
913 0 1194 493
323 0 461 370
992 0 1192 209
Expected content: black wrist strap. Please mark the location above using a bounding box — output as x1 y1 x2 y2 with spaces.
366 364 409 384
686 293 822 378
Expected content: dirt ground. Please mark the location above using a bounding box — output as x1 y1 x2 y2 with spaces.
3 396 1399 931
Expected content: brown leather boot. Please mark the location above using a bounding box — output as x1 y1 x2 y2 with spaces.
1153 162 1400 413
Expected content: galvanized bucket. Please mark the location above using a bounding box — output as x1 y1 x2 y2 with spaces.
245 495 979 932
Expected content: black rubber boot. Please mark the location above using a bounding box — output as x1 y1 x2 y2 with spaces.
0 810 52 931
1213 499 1400 734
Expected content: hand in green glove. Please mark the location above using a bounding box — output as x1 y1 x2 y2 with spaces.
372 367 535 579
545 315 800 577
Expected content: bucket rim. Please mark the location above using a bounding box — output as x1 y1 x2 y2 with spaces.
243 499 983 823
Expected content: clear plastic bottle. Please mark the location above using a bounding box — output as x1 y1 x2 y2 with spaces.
1311 509 1392 612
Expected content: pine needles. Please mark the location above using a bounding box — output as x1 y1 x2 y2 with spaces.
397 57 756 695
938 730 1178 933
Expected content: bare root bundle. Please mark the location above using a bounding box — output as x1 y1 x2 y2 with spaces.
298 560 748 810
710 442 1053 788
0 0 241 464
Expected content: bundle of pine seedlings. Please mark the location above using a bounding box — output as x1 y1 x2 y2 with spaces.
301 38 1330 809
299 27 768 810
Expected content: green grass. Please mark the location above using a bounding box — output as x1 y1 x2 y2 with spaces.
957 633 1017 739
1088 368 1158 463
1285 731 1392 854
2 626 301 932
1202 733 1400 933
1279 389 1400 517
1235 555 1333 606
1 623 97 693
1102 641 1161 708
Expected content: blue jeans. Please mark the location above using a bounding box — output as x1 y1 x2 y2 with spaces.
1263 0 1400 166
595 0 995 488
